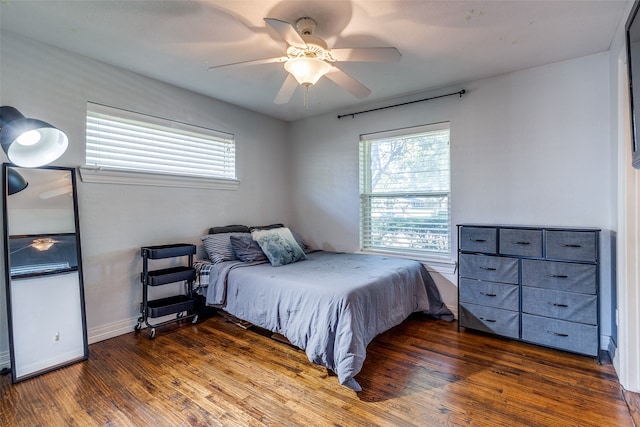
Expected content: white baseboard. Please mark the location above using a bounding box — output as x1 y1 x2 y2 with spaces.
87 316 140 345
601 334 616 358
0 317 139 371
87 313 185 344
0 350 10 370
447 306 458 320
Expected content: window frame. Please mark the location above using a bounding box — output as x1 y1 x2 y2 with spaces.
359 122 452 263
79 103 239 190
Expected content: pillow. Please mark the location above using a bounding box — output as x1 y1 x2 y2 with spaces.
290 229 310 253
208 224 250 234
250 223 310 252
202 232 248 264
249 223 284 232
251 227 307 267
230 234 267 262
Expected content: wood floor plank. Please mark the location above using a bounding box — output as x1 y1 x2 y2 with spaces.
0 312 635 426
624 389 640 426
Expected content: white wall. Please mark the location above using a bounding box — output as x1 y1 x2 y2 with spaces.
0 32 291 366
288 53 615 344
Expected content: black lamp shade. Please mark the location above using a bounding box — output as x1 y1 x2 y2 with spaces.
7 168 28 195
0 106 68 167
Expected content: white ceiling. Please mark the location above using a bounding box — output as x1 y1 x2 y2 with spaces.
7 167 74 210
0 0 629 122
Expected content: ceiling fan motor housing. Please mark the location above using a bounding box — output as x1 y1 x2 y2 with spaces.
295 17 317 35
287 18 332 61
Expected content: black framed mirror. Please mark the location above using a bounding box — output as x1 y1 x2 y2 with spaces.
626 0 640 169
2 163 88 382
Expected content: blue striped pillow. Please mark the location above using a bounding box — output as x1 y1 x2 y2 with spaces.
201 232 248 264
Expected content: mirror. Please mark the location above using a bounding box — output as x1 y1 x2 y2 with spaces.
2 163 88 382
626 0 640 169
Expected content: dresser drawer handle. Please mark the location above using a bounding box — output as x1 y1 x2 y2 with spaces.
479 267 497 271
547 331 569 337
472 238 487 242
480 317 497 323
548 302 569 308
549 274 568 279
480 292 497 297
562 244 582 248
515 241 530 245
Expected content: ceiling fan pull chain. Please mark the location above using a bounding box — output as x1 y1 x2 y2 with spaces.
304 85 309 108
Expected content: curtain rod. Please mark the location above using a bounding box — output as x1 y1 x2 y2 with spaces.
337 89 466 119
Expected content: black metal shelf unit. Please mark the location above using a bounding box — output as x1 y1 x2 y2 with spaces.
135 243 198 338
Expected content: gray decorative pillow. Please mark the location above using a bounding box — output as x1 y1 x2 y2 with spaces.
249 223 285 232
208 224 250 234
202 232 248 264
251 227 307 267
230 234 267 262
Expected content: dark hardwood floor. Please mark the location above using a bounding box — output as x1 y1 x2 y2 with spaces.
0 312 637 426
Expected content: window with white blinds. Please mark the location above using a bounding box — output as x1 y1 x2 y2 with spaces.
84 103 236 183
359 122 451 258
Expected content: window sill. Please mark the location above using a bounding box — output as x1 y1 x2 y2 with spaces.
356 249 457 276
78 166 240 190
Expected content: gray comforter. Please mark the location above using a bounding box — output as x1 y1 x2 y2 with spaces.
204 251 453 391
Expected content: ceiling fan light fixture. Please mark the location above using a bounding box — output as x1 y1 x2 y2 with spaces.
284 57 332 86
31 238 57 251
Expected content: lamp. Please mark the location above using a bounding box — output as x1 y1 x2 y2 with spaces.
284 57 332 86
7 168 28 195
0 106 68 167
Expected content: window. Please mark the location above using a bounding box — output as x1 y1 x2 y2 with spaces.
359 122 451 259
81 103 237 189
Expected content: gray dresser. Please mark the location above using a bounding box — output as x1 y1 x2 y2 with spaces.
457 224 600 359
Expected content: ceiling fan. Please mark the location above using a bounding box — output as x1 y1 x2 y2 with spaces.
208 17 402 104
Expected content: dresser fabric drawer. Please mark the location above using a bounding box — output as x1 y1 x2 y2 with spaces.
499 229 543 257
459 278 519 311
522 286 597 324
522 314 598 356
459 227 497 253
459 254 518 284
545 230 597 262
460 303 519 339
521 259 596 294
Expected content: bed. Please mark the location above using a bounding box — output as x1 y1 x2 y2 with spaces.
196 225 454 392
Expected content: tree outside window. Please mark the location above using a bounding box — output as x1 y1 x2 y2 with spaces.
359 122 450 258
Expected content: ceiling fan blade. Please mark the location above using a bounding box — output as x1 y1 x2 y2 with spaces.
40 185 72 199
274 74 298 104
325 67 371 98
264 18 306 48
330 47 402 63
208 56 287 71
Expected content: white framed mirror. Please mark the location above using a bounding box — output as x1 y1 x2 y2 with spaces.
2 163 88 382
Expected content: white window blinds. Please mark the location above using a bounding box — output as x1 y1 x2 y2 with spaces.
85 103 236 180
359 122 451 257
